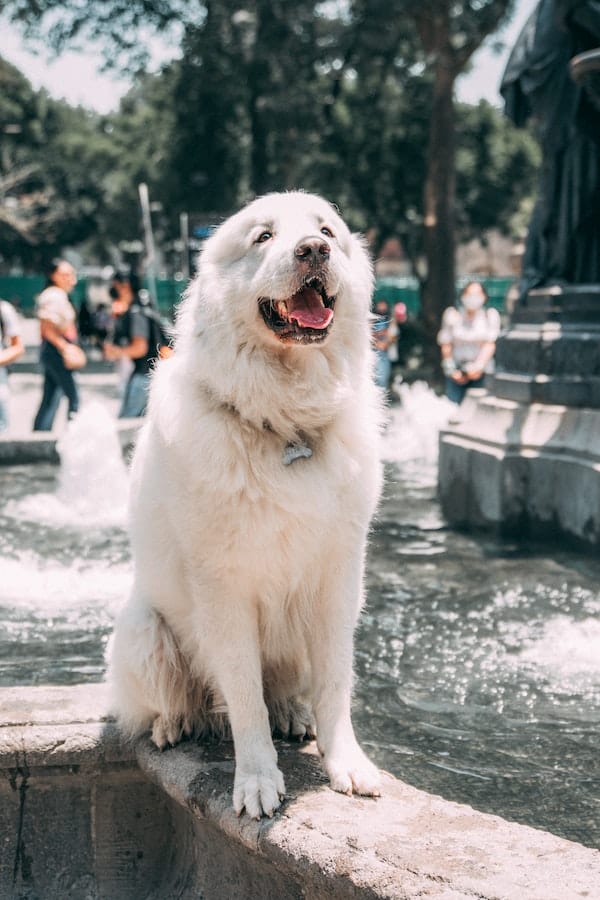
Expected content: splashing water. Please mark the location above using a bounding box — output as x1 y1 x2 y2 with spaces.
5 401 129 529
383 381 453 485
518 616 600 680
0 402 131 683
56 402 129 523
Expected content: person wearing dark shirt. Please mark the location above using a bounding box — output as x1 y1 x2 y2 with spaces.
103 272 154 418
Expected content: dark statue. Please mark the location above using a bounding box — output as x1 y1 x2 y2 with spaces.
501 0 600 300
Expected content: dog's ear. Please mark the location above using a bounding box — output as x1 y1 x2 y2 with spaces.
198 216 249 268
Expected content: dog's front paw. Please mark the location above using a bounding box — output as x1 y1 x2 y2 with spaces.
233 765 286 819
324 747 381 797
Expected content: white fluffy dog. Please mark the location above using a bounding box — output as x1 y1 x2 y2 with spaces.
108 191 384 819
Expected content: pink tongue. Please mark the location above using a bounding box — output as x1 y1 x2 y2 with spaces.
287 287 333 329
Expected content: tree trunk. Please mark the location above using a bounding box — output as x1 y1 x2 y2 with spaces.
421 53 456 346
247 1 272 197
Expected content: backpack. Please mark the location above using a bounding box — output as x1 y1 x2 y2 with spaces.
138 304 174 360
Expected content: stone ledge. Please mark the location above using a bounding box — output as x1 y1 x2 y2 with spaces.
0 419 141 465
439 394 600 542
2 684 599 899
137 738 600 900
443 393 600 462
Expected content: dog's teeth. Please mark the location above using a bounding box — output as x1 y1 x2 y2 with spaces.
276 301 288 318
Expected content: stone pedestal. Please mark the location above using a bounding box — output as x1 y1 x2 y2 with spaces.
439 286 600 546
491 285 600 407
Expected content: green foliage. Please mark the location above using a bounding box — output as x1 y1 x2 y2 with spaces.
456 100 541 238
0 56 118 268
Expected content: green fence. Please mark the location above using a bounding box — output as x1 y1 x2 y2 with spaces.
373 275 514 314
0 276 187 317
1 274 514 318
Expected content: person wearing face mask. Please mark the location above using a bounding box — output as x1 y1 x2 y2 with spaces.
437 281 501 404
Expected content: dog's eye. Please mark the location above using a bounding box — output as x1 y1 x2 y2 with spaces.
321 226 334 238
255 231 273 244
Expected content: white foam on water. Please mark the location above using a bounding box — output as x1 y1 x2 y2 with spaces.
0 554 132 619
5 401 129 528
382 381 453 484
519 616 600 678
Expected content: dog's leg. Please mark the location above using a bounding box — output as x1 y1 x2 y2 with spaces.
309 552 381 797
109 599 199 746
264 662 316 739
268 694 316 740
192 597 285 819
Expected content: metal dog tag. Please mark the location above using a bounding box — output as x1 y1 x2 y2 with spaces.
282 441 313 466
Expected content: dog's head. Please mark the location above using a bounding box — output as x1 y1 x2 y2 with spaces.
195 192 372 348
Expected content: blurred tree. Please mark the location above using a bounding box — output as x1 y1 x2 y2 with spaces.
0 56 112 269
406 0 517 339
311 1 428 239
1 0 538 330
165 6 250 214
455 100 541 239
92 67 179 253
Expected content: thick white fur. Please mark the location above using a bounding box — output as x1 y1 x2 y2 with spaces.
108 191 384 819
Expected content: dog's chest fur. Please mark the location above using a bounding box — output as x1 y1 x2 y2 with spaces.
144 383 380 601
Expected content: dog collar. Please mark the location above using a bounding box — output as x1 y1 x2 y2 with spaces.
199 383 314 467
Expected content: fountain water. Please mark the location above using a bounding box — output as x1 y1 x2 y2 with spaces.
1 385 598 847
0 402 131 684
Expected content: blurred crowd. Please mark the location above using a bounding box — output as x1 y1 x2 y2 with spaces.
0 259 501 434
371 280 499 405
0 260 173 434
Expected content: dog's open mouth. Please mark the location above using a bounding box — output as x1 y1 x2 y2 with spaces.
259 278 335 343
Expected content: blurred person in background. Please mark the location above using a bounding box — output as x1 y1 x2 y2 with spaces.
392 301 408 366
33 260 84 431
437 281 501 404
102 272 153 418
0 298 24 431
77 295 94 346
92 302 112 346
372 298 398 391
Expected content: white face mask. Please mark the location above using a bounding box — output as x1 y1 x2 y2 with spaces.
461 291 485 312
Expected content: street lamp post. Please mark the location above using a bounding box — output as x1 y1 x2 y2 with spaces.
138 182 159 310
179 212 190 280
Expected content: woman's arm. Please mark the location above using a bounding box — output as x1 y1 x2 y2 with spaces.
0 334 24 367
40 319 69 352
439 342 454 364
463 340 496 380
440 342 468 383
374 324 397 351
103 335 149 361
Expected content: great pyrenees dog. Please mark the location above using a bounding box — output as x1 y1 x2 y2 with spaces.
108 191 384 819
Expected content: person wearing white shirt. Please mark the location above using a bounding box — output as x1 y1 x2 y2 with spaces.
33 259 82 431
0 299 24 431
437 281 501 404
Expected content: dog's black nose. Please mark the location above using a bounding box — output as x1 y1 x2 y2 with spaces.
294 237 331 262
